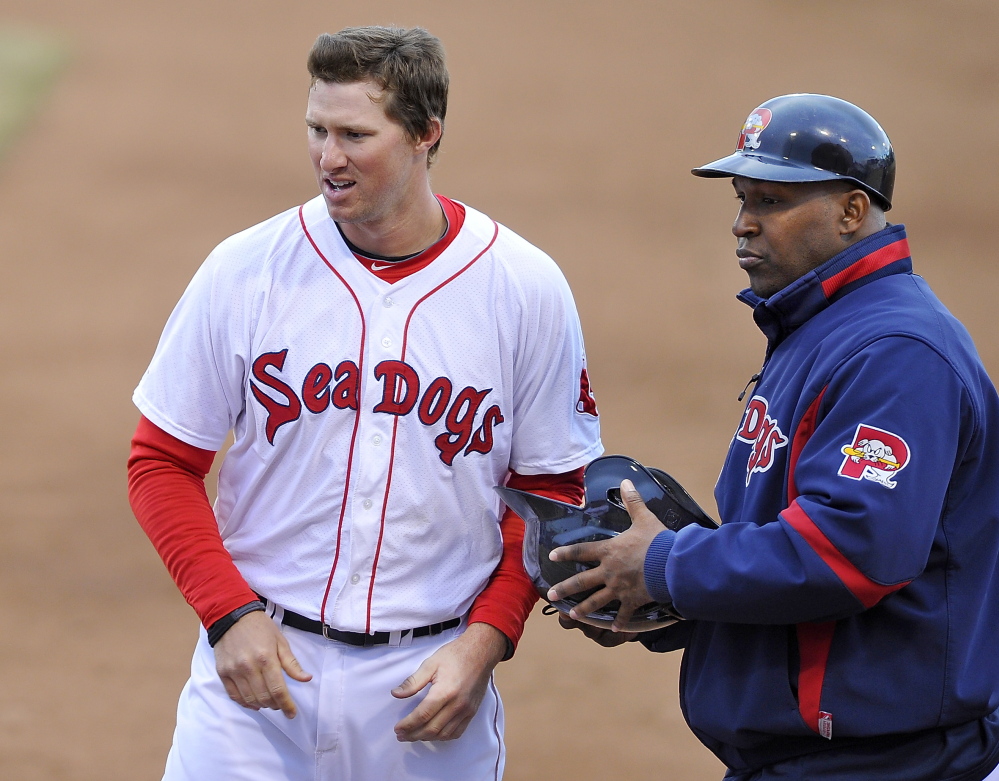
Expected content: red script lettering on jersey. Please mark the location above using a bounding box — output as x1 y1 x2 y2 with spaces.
250 352 504 465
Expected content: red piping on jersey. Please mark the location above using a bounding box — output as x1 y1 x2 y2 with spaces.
782 386 909 734
298 205 368 626
365 220 500 633
820 238 910 299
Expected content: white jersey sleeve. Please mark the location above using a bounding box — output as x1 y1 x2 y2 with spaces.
497 227 603 475
133 208 293 450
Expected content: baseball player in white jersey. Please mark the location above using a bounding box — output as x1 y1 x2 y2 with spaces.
127 25 602 780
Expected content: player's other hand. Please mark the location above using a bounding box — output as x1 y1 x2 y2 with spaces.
555 612 637 647
546 479 664 632
213 610 312 719
391 621 507 742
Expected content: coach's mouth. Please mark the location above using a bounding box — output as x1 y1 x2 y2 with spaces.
736 248 764 270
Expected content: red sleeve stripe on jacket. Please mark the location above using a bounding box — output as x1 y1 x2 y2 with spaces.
782 501 910 609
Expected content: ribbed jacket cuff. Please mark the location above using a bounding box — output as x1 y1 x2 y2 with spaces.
644 529 677 603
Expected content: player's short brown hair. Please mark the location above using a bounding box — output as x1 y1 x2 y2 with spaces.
307 26 448 164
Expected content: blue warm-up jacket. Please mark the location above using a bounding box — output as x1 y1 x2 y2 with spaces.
643 225 999 780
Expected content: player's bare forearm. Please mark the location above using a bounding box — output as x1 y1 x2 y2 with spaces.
391 621 507 742
213 610 312 720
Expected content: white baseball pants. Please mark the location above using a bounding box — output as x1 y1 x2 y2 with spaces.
161 620 505 780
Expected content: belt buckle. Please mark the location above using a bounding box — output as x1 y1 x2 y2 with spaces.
322 624 335 641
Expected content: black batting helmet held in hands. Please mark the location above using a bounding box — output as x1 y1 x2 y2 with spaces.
692 93 895 210
495 455 717 633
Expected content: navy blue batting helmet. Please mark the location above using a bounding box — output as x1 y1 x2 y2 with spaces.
692 93 895 210
495 455 717 632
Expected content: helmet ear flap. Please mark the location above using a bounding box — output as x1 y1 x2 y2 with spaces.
604 486 625 509
646 467 717 531
495 455 717 633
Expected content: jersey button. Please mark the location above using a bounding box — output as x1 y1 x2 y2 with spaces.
362 499 373 510
372 434 382 446
381 337 392 348
350 574 360 585
383 297 393 307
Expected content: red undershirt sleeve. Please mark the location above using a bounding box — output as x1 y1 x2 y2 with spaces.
127 415 258 629
469 467 585 658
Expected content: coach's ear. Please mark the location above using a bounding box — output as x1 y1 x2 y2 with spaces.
838 189 870 237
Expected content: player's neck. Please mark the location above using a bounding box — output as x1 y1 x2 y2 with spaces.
339 188 446 259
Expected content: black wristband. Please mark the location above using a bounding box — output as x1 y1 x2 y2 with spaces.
207 600 266 647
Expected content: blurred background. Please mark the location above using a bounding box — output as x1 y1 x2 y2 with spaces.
1 1 997 778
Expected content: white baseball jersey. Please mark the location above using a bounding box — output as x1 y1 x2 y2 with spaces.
134 195 602 633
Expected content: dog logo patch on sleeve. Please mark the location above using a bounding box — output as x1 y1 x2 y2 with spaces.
838 424 910 489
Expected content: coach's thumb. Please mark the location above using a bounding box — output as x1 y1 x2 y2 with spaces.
620 479 643 510
621 480 655 525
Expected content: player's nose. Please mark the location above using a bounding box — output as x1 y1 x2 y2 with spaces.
320 139 347 171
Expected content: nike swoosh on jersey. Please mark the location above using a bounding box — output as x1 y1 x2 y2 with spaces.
370 263 392 271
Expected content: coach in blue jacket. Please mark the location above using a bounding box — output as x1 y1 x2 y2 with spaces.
548 94 999 781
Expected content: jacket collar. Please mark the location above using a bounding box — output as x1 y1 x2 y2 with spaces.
738 224 912 347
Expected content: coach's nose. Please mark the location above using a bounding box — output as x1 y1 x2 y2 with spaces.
732 203 760 238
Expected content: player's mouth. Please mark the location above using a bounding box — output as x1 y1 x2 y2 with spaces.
324 177 356 197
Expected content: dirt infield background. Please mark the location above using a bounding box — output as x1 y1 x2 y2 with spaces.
1 1 998 779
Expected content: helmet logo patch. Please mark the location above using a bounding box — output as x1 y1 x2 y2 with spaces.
838 424 910 489
737 107 772 151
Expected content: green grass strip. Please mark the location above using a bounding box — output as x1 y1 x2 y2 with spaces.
0 27 69 163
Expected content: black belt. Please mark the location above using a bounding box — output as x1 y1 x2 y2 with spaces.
277 605 461 648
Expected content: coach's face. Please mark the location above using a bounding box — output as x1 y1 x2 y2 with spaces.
306 79 441 231
731 176 864 299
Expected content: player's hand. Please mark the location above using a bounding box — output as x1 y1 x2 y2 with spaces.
555 612 638 647
213 610 312 720
391 621 507 742
546 479 665 632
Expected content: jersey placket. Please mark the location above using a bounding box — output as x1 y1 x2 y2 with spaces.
333 287 409 633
